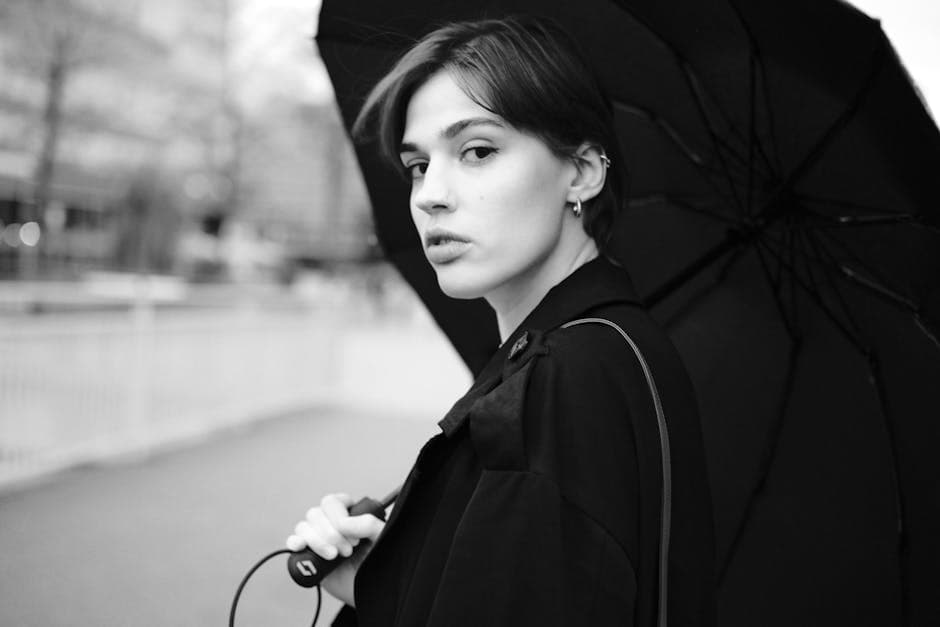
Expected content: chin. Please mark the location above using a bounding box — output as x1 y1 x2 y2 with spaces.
433 265 492 300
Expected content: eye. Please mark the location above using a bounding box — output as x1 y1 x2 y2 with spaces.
404 161 428 180
462 146 497 163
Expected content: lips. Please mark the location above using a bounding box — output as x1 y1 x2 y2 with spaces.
424 228 471 264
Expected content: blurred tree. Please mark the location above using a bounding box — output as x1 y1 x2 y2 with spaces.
0 0 242 277
113 167 182 273
0 0 154 277
2 0 145 224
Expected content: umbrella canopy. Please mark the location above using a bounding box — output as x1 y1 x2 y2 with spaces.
315 1 940 625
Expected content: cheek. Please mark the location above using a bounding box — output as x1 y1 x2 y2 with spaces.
483 169 563 235
410 204 427 232
493 153 564 206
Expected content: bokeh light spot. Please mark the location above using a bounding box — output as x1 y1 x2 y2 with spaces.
2 223 22 247
19 222 41 247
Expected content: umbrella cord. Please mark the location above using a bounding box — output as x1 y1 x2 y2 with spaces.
229 549 322 627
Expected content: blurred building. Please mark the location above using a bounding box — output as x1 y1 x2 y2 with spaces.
0 0 371 280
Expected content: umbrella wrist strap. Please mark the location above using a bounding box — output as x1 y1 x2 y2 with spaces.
561 317 672 627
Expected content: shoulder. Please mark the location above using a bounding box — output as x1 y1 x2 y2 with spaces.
512 316 654 541
544 317 643 371
527 311 656 410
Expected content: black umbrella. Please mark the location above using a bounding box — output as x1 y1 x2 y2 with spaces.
315 1 940 625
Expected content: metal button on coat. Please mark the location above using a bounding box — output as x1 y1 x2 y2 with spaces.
509 332 529 361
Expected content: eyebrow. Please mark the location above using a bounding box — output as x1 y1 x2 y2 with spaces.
399 117 506 155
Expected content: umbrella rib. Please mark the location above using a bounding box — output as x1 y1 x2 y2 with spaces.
681 94 776 185
725 0 784 176
613 102 745 217
677 63 747 215
813 228 920 310
840 264 917 311
613 101 759 182
795 225 865 342
818 214 921 228
711 0 781 182
644 229 746 308
779 35 887 192
753 42 784 174
783 231 923 614
914 315 940 350
866 353 909 604
718 338 802 585
800 196 940 234
742 53 780 185
613 102 707 167
716 241 748 283
746 52 757 217
761 229 919 591
754 243 798 339
657 244 748 331
829 214 938 232
842 216 940 235
795 226 824 317
813 229 940 348
786 223 799 332
757 237 869 356
838 266 940 350
604 0 772 181
803 230 865 339
627 194 739 226
797 193 907 216
795 226 862 344
771 226 785 288
710 131 775 184
811 227 896 291
793 236 914 605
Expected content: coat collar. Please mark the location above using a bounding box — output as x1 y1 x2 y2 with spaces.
438 255 642 436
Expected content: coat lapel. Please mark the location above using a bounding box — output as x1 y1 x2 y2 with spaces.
369 257 643 570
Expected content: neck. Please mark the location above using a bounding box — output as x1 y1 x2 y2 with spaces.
489 238 599 343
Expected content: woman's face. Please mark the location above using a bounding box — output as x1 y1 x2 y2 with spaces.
399 70 576 302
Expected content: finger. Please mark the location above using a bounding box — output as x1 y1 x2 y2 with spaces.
324 493 355 508
305 507 353 557
321 493 354 514
335 513 385 541
285 534 306 552
321 497 363 556
294 520 338 560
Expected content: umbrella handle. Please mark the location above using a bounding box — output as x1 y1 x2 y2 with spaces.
230 488 400 626
286 492 396 587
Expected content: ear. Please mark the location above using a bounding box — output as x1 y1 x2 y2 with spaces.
565 143 608 205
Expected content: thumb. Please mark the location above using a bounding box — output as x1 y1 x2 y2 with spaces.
335 513 385 541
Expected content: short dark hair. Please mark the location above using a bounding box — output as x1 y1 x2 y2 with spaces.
353 16 625 252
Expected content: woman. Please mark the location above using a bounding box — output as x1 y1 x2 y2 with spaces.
287 16 716 626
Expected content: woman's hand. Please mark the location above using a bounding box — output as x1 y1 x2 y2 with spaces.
285 493 386 607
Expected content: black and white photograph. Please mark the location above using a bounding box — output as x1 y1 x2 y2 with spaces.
1 1 938 625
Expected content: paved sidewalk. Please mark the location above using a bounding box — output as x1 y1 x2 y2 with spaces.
0 405 439 626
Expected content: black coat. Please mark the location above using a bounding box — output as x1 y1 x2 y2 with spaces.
335 257 716 626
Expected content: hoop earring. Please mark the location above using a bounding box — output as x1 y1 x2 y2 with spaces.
572 198 583 218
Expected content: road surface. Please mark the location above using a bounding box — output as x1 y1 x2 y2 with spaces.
0 405 439 626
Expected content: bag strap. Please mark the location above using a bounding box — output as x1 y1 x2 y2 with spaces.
561 317 672 627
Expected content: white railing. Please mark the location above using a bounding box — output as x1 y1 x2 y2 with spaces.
0 304 340 488
0 283 473 491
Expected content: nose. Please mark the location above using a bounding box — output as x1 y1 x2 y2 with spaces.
412 160 451 215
